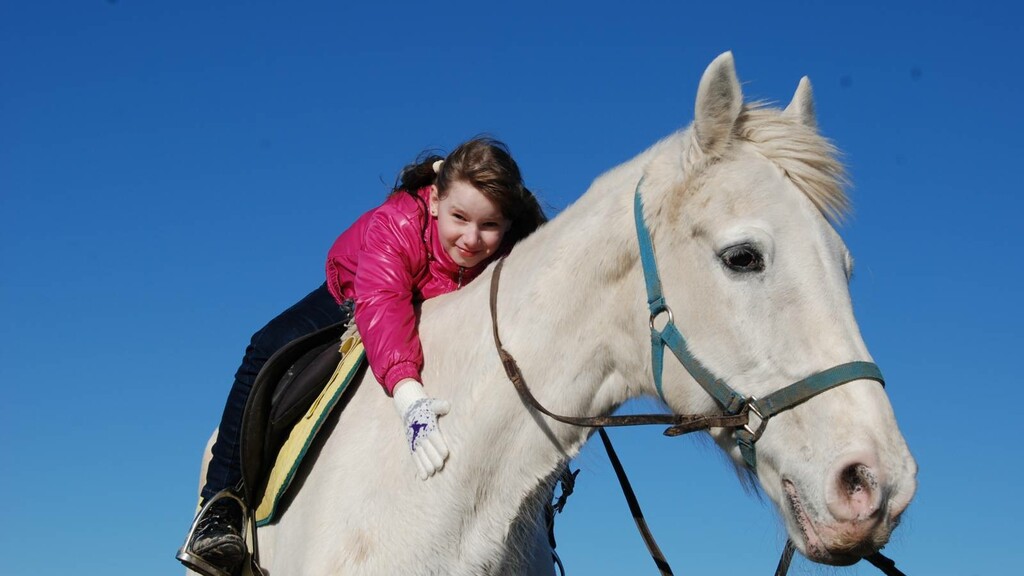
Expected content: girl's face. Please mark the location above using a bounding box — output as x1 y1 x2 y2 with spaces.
430 181 511 268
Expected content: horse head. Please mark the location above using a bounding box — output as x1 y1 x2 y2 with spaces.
637 52 917 564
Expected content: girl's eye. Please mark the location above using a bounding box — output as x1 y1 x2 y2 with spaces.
453 213 467 221
719 244 765 273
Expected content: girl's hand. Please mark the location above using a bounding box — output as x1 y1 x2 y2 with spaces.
393 379 451 480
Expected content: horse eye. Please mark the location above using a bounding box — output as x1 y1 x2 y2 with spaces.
720 244 765 273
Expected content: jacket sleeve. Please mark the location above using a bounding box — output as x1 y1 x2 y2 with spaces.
353 209 426 396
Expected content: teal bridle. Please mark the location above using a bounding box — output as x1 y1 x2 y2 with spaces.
488 178 902 575
633 177 886 471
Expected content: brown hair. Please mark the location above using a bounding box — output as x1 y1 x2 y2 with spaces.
393 137 547 244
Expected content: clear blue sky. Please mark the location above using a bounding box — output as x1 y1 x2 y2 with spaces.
2 1 1020 575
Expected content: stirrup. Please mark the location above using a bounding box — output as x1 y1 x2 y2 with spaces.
176 489 249 576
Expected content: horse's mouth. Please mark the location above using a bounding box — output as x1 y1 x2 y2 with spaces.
782 480 862 566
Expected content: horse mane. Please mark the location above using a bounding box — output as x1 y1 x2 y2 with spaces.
735 102 850 223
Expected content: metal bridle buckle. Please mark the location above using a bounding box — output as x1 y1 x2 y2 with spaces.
742 397 769 442
649 305 674 331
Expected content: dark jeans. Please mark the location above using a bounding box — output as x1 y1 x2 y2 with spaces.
200 283 349 504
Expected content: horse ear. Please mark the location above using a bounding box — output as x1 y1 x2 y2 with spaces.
693 51 743 157
784 76 817 128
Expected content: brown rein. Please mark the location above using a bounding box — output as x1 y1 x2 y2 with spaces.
488 257 748 435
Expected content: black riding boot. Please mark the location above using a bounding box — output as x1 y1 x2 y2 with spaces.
178 495 246 576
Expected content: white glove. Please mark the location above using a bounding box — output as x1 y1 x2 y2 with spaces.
393 379 451 480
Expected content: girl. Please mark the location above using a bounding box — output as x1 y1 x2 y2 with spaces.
179 137 546 576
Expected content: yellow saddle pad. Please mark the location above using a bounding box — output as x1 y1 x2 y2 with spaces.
254 331 365 526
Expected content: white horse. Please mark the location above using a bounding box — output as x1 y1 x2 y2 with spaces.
195 51 917 575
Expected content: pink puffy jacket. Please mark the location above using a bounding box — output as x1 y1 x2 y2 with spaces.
325 187 504 395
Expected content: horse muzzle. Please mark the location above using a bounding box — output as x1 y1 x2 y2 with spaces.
782 450 913 566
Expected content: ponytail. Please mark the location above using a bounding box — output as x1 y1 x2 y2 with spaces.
391 153 443 198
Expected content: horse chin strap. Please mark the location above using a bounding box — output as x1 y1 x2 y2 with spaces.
632 177 885 472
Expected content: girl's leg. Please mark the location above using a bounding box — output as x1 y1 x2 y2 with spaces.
202 282 347 502
183 283 347 575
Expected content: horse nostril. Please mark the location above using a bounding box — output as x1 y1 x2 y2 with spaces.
840 463 875 498
827 459 883 523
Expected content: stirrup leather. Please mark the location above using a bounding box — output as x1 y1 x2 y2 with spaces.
176 489 249 576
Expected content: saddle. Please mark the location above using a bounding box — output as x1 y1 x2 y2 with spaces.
239 320 366 524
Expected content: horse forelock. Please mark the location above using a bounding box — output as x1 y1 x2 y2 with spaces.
634 106 850 230
735 103 850 224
